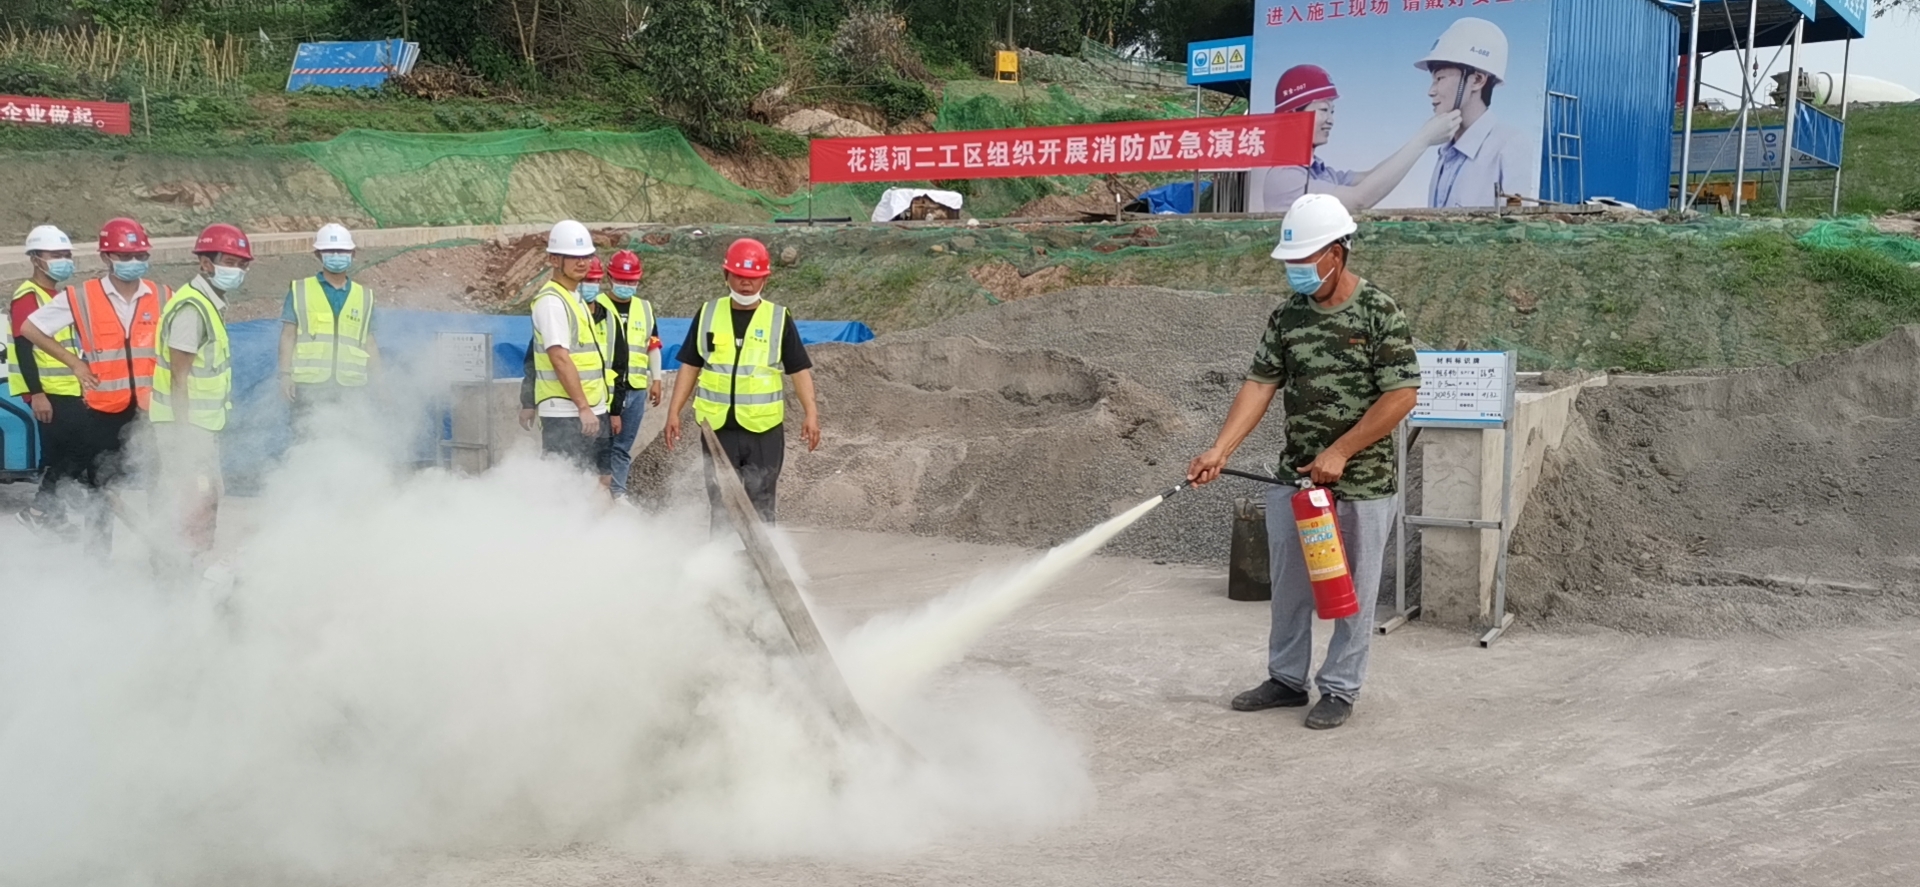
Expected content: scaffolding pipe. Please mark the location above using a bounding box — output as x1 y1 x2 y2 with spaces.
1732 0 1759 214
1778 18 1802 212
1831 38 1852 215
1679 0 1701 211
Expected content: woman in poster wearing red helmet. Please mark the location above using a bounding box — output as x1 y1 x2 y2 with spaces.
1258 63 1461 212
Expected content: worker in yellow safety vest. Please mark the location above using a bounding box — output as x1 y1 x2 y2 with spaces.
278 223 380 433
9 225 77 534
150 223 245 572
527 219 614 482
664 237 821 525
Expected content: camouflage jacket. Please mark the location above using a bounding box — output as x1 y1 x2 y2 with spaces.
1247 279 1421 500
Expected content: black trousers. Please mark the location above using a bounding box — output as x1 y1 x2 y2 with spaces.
701 424 785 528
35 394 138 544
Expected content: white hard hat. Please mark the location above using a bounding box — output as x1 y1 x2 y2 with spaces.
24 225 72 254
547 219 596 257
1271 194 1357 261
1415 17 1508 84
314 223 357 251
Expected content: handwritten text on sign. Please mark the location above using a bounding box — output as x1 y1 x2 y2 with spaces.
808 113 1313 184
1412 351 1511 426
0 95 133 136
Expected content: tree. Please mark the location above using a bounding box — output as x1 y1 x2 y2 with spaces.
635 0 763 145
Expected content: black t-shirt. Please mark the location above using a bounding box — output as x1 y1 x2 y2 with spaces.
677 302 812 431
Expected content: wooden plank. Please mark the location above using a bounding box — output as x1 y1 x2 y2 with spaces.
699 421 871 734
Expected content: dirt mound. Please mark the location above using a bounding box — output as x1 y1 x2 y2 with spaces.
1510 326 1920 634
764 286 1295 563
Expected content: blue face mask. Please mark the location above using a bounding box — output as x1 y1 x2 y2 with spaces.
43 258 74 283
578 282 601 299
321 253 353 274
111 260 149 282
1285 261 1325 295
212 265 247 292
610 283 637 301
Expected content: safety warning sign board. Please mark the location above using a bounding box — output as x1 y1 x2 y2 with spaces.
1187 37 1252 85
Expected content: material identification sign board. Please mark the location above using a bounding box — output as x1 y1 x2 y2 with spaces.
436 332 492 384
1188 37 1253 85
1411 351 1511 427
809 113 1311 184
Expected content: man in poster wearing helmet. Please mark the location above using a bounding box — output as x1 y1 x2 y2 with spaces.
1418 17 1535 208
150 224 248 574
663 238 820 527
16 218 171 554
1187 194 1421 730
1260 64 1462 212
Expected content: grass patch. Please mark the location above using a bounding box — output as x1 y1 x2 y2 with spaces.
1807 245 1920 344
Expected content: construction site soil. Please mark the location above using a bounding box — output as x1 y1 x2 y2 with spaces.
1509 327 1920 635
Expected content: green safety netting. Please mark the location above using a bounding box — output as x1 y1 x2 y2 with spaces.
291 128 886 228
1799 217 1920 265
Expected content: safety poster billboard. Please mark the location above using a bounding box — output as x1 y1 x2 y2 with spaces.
1248 0 1549 213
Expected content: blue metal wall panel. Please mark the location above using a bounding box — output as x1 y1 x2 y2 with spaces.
1544 0 1681 208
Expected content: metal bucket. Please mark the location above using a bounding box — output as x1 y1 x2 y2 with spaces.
1228 498 1272 602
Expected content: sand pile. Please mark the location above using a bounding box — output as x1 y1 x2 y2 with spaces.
776 286 1297 565
1509 326 1920 634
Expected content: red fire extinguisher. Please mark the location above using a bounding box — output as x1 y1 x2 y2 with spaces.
1288 482 1360 620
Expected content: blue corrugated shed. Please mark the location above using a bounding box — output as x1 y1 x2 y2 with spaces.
1543 0 1681 209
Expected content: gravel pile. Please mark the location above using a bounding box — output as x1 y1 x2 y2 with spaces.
772 286 1308 566
1508 326 1920 633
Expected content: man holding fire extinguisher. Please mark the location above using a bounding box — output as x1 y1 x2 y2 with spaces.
1187 193 1421 730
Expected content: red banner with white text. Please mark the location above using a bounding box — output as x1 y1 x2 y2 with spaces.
0 95 133 136
809 113 1313 184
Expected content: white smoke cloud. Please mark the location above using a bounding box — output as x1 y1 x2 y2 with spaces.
0 428 1091 884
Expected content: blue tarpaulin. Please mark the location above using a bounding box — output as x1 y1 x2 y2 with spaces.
286 40 419 91
1137 181 1209 215
1 309 874 480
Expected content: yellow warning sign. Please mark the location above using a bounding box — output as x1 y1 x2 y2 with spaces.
1211 50 1228 68
1228 46 1245 73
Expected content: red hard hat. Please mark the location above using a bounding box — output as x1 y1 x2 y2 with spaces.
607 249 644 282
584 256 605 281
99 217 151 253
724 238 771 279
193 223 253 261
1275 64 1339 113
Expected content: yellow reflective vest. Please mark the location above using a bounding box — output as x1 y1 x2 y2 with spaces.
693 297 787 433
531 281 610 409
13 280 81 397
149 282 232 432
593 294 657 390
289 276 372 386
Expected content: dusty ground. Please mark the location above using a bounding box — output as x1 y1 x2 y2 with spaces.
374 528 1920 885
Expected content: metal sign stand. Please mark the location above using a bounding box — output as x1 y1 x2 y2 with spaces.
435 331 493 474
1391 350 1518 647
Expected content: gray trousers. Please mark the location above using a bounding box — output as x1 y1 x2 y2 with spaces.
1265 486 1398 703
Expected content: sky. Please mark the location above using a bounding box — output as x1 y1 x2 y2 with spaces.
1699 9 1920 106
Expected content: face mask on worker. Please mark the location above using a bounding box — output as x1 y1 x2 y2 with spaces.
611 283 637 301
578 281 600 299
320 253 353 274
111 259 149 282
211 265 247 292
42 258 74 283
730 289 760 307
1286 247 1341 297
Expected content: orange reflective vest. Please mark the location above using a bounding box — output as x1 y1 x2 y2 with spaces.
68 278 167 414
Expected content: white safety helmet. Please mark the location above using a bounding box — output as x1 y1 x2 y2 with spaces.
1415 17 1508 84
1271 194 1357 261
24 225 72 254
314 223 357 251
547 219 596 257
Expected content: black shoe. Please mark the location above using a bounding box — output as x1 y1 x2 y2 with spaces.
1231 678 1309 711
1305 695 1353 730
